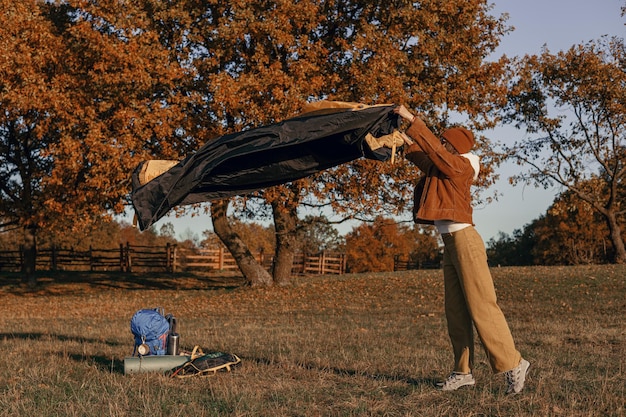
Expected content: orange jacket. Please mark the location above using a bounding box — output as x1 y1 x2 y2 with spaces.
404 121 475 225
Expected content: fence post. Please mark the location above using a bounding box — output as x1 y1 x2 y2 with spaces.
19 245 24 272
300 252 308 275
126 242 133 272
51 245 57 271
394 254 406 271
166 243 177 273
172 244 177 272
316 252 322 274
120 243 126 272
89 245 93 271
218 247 224 270
166 243 171 272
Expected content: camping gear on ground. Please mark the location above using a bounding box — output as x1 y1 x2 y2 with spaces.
166 315 180 355
170 346 241 378
123 346 241 376
124 354 191 375
130 308 171 356
125 308 241 376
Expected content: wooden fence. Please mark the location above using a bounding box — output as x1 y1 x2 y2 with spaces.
0 244 346 276
177 247 249 271
177 247 346 275
393 255 441 271
0 243 176 273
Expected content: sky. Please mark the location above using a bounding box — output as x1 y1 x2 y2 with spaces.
472 0 624 240
124 1 625 242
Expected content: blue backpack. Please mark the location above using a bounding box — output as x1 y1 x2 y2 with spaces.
130 308 170 356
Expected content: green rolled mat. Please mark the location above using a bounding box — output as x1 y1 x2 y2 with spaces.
123 355 191 375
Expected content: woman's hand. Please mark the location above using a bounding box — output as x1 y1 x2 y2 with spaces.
400 131 414 145
393 105 415 123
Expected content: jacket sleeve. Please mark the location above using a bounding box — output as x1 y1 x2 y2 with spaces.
404 119 469 178
404 143 433 173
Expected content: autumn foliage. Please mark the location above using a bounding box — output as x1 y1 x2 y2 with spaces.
503 37 626 263
487 181 618 266
1 0 514 285
2 1 624 286
188 0 511 283
345 217 439 273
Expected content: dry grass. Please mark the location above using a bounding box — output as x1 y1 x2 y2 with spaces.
0 265 624 416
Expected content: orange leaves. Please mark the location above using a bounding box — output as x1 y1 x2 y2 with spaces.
1 0 199 238
503 38 626 263
2 1 513 268
0 1 64 111
345 217 439 273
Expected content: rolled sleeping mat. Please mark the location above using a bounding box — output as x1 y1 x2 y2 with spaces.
124 355 191 375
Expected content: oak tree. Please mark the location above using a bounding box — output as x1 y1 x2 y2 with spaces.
183 0 511 284
532 184 612 265
503 37 626 263
487 181 616 266
1 1 512 286
345 217 439 272
0 0 194 284
297 215 345 254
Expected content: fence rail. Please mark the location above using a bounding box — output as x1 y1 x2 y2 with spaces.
393 255 441 271
0 244 346 276
178 247 346 276
0 250 22 271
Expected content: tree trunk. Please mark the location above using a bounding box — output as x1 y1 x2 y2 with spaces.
605 210 626 264
21 224 37 287
271 200 298 286
211 199 273 286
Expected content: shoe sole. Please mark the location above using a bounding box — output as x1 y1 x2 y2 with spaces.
437 381 476 391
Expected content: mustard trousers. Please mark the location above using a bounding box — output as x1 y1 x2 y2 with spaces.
441 226 521 374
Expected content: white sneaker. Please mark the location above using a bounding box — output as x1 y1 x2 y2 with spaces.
437 372 476 391
505 359 530 395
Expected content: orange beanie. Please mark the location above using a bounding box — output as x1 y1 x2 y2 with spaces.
442 127 475 154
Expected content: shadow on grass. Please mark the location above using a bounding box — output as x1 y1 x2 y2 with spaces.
4 332 444 381
0 270 247 295
0 332 126 347
1 332 127 374
66 353 126 374
96 353 442 382
246 355 439 388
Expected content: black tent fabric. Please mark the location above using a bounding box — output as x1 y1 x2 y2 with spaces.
131 103 399 230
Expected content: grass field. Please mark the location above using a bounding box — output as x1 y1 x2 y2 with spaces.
0 265 624 417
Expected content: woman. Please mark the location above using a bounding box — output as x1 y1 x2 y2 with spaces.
394 105 530 394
